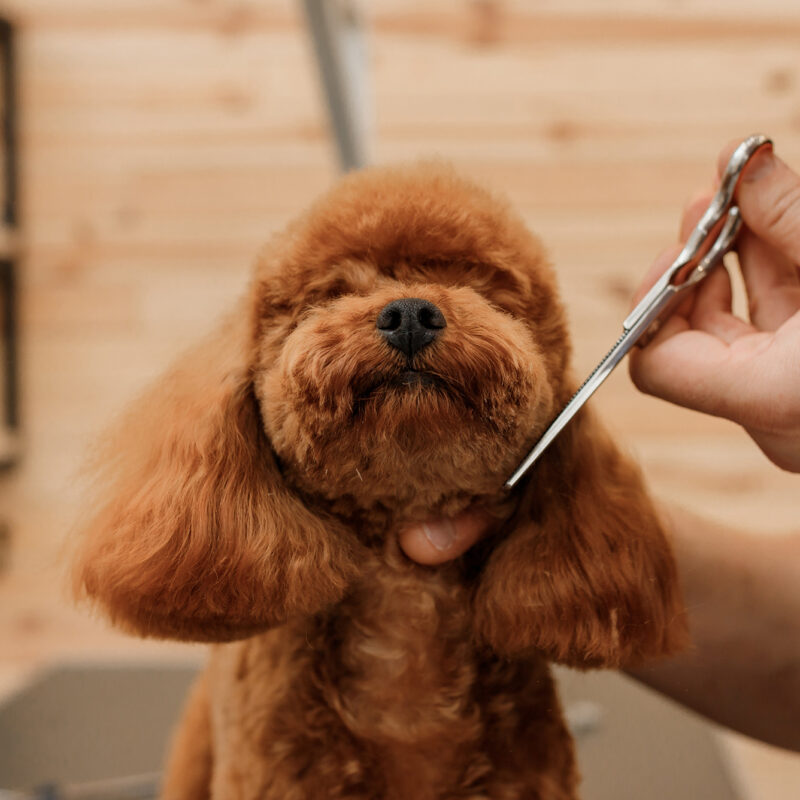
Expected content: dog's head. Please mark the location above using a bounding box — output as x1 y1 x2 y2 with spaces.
250 164 569 516
73 164 685 665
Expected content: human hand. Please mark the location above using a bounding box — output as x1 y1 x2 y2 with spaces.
398 507 493 564
628 142 800 472
400 141 800 566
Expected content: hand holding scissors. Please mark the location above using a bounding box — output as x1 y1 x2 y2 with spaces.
507 134 782 487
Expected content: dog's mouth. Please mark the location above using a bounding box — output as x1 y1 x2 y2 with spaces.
392 369 443 389
353 367 461 412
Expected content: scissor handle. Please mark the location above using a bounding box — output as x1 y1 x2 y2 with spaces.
623 134 771 335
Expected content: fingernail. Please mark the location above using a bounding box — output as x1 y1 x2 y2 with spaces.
421 519 456 551
742 146 775 182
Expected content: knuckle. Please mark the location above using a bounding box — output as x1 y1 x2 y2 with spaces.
761 180 800 238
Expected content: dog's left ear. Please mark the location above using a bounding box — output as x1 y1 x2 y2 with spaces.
474 407 687 668
72 312 365 642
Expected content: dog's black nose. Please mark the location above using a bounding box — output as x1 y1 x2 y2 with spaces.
376 298 446 358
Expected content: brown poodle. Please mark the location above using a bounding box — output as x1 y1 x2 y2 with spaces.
73 164 687 799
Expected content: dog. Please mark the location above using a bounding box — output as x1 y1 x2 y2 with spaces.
73 164 686 799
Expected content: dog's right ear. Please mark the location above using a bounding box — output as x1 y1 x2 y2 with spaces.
72 311 365 642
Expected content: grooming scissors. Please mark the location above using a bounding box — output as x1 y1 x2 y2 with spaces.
505 133 772 490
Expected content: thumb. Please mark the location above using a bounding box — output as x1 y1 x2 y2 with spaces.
398 508 493 565
721 141 800 266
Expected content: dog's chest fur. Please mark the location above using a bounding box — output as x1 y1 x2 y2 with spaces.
207 556 578 799
329 558 477 737
324 559 485 797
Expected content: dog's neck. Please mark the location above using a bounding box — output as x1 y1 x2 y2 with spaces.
309 548 484 798
291 479 516 553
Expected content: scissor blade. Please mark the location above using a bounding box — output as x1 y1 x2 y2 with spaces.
504 136 768 491
505 282 680 490
505 330 634 489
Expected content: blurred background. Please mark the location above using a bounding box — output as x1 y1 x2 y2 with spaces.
0 0 798 797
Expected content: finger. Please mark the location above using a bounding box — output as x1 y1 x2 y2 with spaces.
630 192 716 321
631 266 753 407
629 312 688 392
735 228 800 330
718 140 800 266
631 186 717 310
631 242 706 331
688 263 754 344
628 324 745 420
398 508 492 565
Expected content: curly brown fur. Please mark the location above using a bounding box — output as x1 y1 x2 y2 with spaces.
73 164 687 799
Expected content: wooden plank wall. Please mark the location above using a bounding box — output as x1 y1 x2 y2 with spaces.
0 1 798 795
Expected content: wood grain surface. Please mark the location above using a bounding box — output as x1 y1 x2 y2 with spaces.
0 1 797 795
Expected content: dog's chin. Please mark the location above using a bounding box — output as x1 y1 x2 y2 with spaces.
261 352 551 516
274 374 542 517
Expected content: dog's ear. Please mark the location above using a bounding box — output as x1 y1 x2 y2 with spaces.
474 407 687 668
72 312 365 642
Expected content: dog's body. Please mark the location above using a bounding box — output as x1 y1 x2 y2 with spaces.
167 562 576 800
73 165 686 799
